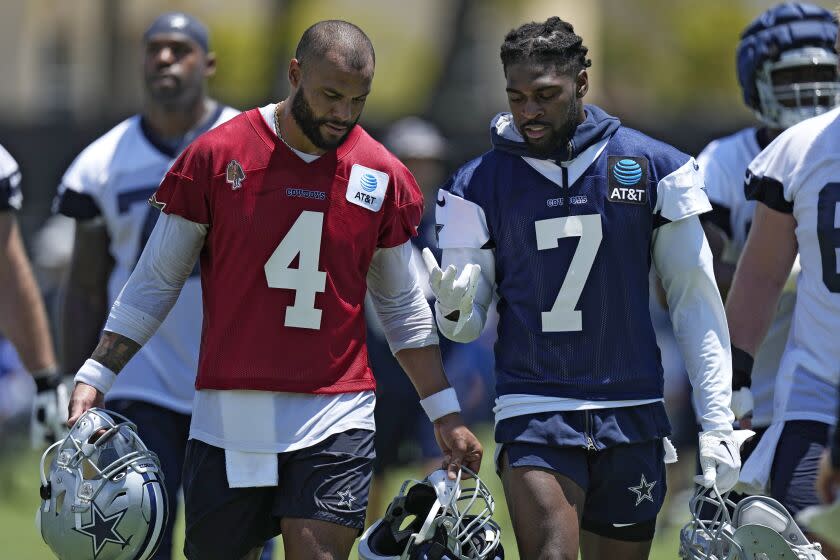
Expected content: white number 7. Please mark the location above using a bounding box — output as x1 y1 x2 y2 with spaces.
264 211 327 329
535 214 602 332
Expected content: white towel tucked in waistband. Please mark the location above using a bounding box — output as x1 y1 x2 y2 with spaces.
225 449 278 488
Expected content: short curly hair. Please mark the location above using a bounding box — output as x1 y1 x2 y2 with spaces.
500 16 592 75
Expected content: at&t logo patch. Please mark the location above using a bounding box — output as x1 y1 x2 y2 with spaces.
346 164 389 212
608 156 648 204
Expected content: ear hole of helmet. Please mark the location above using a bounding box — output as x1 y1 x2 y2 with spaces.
54 491 65 514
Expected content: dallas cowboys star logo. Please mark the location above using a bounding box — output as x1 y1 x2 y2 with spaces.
628 473 657 507
73 501 128 558
337 488 356 509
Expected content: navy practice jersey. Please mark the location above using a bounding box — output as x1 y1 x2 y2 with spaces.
436 106 710 401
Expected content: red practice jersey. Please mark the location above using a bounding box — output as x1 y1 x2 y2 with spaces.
152 109 423 394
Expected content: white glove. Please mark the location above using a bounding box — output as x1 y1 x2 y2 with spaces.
695 429 755 493
30 372 71 448
421 248 480 336
730 387 754 421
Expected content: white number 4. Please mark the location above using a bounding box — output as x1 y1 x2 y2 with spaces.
264 211 327 329
535 214 602 332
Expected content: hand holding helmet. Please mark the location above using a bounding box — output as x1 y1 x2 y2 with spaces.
359 467 504 560
36 408 168 560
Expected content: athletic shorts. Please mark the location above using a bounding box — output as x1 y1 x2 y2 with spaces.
182 428 374 560
496 404 671 541
770 420 830 518
105 399 190 560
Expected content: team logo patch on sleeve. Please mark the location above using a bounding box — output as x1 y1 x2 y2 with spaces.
608 156 648 205
346 164 389 212
148 193 166 211
226 160 245 190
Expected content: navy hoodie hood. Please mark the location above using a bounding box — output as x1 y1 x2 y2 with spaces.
490 104 621 162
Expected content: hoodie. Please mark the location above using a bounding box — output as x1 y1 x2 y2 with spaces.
489 104 621 163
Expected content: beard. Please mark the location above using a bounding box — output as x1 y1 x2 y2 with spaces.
144 72 203 112
523 96 580 159
291 85 358 150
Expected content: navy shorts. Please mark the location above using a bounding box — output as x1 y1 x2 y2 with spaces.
770 420 830 518
182 429 375 560
496 404 671 537
106 399 190 560
740 425 767 464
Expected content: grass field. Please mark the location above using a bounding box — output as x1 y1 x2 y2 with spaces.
4 426 688 559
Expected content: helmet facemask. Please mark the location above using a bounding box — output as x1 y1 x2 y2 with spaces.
359 468 503 560
679 485 739 560
754 47 840 129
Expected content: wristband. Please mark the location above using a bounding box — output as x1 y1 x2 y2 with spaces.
731 345 754 390
420 388 461 422
74 359 117 394
32 366 61 392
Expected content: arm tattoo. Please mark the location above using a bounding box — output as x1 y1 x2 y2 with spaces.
91 331 141 373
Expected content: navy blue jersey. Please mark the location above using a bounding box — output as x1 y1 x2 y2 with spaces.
436 106 710 401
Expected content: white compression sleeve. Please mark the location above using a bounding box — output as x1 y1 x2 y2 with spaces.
366 241 439 353
652 215 734 432
434 247 495 343
104 213 207 345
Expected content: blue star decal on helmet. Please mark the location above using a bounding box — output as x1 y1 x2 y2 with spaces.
73 501 128 558
628 473 656 507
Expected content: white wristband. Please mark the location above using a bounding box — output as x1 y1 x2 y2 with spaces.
74 359 117 394
420 387 461 422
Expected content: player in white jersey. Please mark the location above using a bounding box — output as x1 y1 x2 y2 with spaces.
55 13 242 560
727 92 840 560
0 143 65 445
698 3 839 446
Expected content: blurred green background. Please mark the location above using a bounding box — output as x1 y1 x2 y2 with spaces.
3 0 837 237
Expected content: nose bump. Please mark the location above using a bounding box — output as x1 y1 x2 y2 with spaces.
333 101 352 122
522 98 542 118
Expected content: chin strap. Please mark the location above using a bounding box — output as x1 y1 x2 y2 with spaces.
414 470 461 545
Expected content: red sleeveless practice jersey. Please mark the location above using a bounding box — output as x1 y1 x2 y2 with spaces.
152 109 423 393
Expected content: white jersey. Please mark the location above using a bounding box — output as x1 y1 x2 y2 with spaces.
0 143 22 378
0 143 22 211
697 128 796 428
745 107 840 425
57 105 238 414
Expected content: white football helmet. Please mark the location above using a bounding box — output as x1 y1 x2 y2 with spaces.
736 3 840 131
36 408 168 560
679 484 827 560
754 46 840 130
359 468 504 560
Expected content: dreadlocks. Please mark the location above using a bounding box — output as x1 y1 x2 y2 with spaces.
500 16 592 75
